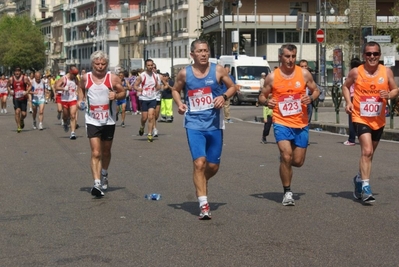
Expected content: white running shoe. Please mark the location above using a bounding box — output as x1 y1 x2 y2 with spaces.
3 109 7 114
101 174 108 190
39 122 43 130
153 128 159 137
33 121 37 130
282 192 295 206
91 184 104 197
0 109 3 114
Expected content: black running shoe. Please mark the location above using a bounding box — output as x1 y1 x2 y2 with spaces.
91 185 104 197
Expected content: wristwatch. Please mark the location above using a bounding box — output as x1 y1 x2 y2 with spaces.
223 94 228 101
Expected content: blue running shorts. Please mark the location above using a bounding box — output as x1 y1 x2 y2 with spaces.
116 99 126 106
186 128 223 164
273 123 309 148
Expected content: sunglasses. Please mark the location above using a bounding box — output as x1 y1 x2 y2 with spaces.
365 52 380 57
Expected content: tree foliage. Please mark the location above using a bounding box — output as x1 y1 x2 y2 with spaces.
0 15 46 71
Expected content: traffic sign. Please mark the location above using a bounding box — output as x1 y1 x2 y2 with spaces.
316 29 325 43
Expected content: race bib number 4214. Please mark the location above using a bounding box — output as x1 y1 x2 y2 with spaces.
187 87 214 112
278 94 302 116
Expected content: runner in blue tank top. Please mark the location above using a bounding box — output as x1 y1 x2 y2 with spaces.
172 39 238 220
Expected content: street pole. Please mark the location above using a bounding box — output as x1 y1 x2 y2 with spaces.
171 2 174 78
316 0 321 85
254 0 257 56
237 1 241 56
221 0 225 55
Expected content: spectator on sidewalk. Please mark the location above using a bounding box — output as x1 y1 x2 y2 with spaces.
343 57 362 146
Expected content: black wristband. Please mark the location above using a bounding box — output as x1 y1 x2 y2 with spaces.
223 94 228 101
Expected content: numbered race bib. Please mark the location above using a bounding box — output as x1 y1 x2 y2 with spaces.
360 96 382 117
278 94 302 117
89 104 109 124
15 90 25 98
188 87 214 112
142 87 154 97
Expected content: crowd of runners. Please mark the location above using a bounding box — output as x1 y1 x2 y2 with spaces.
1 40 396 220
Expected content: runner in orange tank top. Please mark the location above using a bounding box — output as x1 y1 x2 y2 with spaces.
259 44 320 206
342 41 399 204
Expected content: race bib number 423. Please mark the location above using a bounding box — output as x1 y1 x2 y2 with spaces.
278 94 302 116
187 87 214 112
360 96 382 117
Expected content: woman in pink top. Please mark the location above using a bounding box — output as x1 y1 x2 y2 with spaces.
344 58 362 146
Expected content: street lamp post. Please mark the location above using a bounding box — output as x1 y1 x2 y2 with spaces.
236 0 242 56
124 1 130 71
254 0 257 56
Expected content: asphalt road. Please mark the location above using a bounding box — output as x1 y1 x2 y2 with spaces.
1 101 399 266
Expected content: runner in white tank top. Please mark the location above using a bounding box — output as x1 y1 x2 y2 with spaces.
77 50 126 198
55 66 79 140
30 71 47 130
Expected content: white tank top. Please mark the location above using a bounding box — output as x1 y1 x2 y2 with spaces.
61 76 78 102
139 71 158 101
31 79 46 102
0 79 7 93
85 72 116 126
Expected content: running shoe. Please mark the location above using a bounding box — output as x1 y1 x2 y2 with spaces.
70 132 76 140
343 141 355 146
101 173 108 190
39 122 43 130
121 122 125 128
199 203 212 220
57 112 61 120
362 185 375 203
226 119 233 123
91 184 105 197
33 120 37 130
17 127 21 133
139 126 144 136
353 175 362 200
282 192 295 206
147 134 153 142
3 109 7 114
0 109 3 114
153 128 158 137
63 122 69 132
260 138 267 144
20 119 25 129
29 108 32 114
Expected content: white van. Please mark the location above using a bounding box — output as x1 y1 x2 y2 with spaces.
218 55 271 105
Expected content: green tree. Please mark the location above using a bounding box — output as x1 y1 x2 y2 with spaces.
0 15 46 71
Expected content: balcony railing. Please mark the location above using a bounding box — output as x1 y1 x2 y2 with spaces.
120 36 139 45
203 14 399 29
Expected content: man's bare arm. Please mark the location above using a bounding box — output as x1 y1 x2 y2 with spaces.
110 74 126 100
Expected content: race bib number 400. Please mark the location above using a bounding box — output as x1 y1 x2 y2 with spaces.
360 96 382 117
278 94 302 116
188 87 214 112
89 104 109 123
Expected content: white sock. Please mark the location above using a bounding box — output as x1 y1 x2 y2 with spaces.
94 179 101 186
198 196 208 207
356 172 362 182
362 179 369 188
101 169 108 176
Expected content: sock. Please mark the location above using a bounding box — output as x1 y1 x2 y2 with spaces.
362 179 369 188
356 172 362 182
101 169 108 176
94 179 101 186
198 196 208 207
283 186 291 193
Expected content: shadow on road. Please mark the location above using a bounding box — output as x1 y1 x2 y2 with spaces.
326 191 378 206
250 192 305 203
168 202 227 216
79 186 126 194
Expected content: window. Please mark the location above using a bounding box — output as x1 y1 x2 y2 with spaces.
272 29 315 44
289 2 308 15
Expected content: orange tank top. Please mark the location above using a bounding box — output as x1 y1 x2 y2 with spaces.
352 65 388 130
272 66 307 128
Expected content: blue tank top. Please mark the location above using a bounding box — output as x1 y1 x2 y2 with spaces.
184 63 224 130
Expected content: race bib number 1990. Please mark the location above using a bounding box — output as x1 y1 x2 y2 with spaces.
278 94 302 116
188 87 214 112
